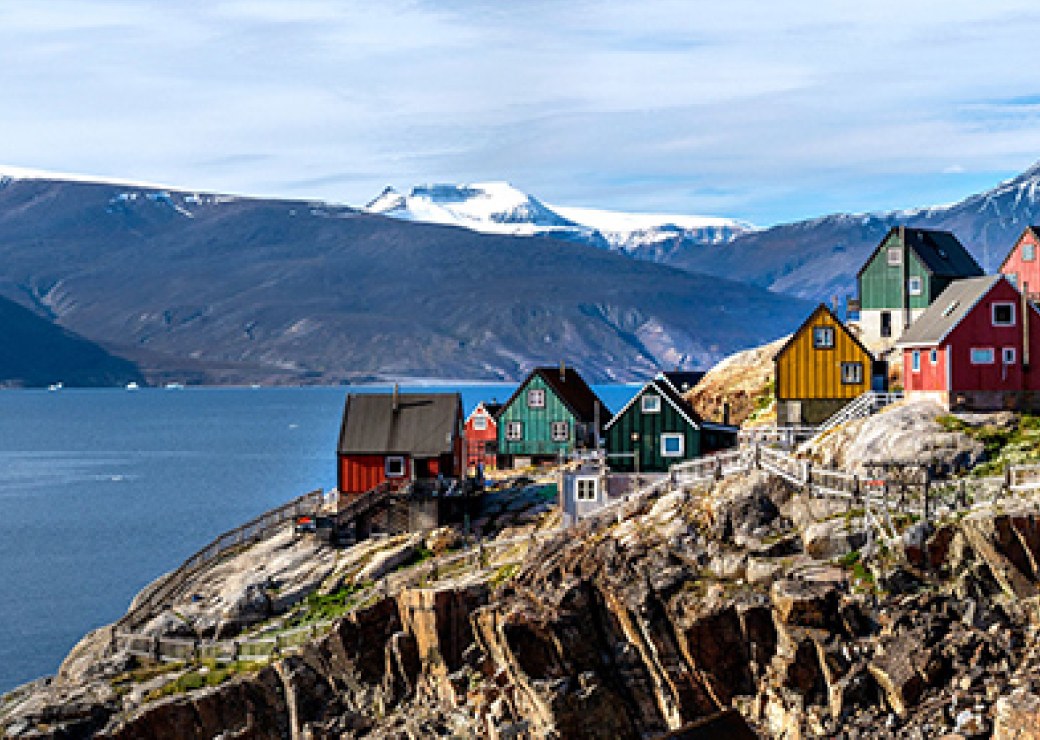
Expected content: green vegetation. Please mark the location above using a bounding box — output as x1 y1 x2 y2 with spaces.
937 413 1040 476
287 582 371 626
143 660 266 702
490 563 519 589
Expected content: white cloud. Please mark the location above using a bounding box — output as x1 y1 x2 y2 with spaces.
0 0 1039 224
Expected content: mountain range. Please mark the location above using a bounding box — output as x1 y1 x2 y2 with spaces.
0 171 810 385
372 166 1040 305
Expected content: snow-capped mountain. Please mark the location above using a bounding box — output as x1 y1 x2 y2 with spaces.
366 182 755 259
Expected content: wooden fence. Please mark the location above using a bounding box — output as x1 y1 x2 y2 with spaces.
116 488 326 631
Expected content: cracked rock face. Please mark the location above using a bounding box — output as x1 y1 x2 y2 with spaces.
12 477 1040 738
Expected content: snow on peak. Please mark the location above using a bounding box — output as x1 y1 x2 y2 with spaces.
0 164 177 190
364 181 755 254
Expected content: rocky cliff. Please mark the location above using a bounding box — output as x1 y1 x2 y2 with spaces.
9 448 1040 738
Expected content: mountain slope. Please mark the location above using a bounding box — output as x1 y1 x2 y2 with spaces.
676 162 1040 303
0 175 811 384
0 293 142 387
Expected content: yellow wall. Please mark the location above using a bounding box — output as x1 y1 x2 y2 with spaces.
776 306 871 401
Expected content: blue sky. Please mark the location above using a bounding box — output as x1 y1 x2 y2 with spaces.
2 0 1040 226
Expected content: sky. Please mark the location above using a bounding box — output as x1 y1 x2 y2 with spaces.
2 1 1040 226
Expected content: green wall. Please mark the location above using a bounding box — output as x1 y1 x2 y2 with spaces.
605 384 700 473
497 374 577 457
859 233 935 311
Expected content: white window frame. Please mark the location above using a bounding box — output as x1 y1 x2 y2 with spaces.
551 421 570 442
660 433 685 457
505 421 523 441
812 326 835 349
473 415 487 431
907 277 923 296
930 349 938 365
575 477 598 502
385 456 407 478
912 350 921 372
992 302 1016 327
840 362 863 385
1003 347 1017 364
527 388 545 408
641 394 661 413
1025 243 1036 262
970 348 995 365
887 247 902 266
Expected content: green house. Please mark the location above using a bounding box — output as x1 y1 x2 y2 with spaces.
856 227 982 347
604 373 737 473
496 366 611 467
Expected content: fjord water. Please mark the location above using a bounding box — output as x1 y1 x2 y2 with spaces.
0 384 638 693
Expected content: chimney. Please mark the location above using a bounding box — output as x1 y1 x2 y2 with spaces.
559 361 566 381
392 382 399 411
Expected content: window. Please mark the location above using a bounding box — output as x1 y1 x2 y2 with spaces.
971 348 995 364
505 421 523 441
551 421 569 442
641 394 661 413
992 303 1016 327
881 311 892 338
1025 243 1036 262
385 456 406 478
887 247 902 266
912 350 921 372
473 415 487 431
930 349 938 365
576 477 598 502
812 326 835 349
527 389 545 408
908 277 922 296
1004 347 1017 364
1008 272 1019 289
661 433 685 457
841 362 864 384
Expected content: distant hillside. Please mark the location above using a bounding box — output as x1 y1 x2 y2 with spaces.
0 293 141 387
0 174 811 384
673 161 1040 303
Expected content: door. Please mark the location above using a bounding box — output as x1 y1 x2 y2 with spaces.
880 311 892 339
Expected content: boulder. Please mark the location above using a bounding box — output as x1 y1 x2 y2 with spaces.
802 518 866 560
995 689 1040 739
425 526 461 556
355 534 423 585
771 577 843 629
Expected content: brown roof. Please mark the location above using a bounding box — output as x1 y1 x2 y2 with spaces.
337 392 461 457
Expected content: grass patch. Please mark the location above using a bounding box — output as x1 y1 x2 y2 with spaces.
143 660 266 702
286 582 371 626
490 563 519 590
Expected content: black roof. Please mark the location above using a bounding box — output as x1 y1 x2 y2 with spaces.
483 402 504 418
605 374 704 432
661 371 705 394
337 392 461 457
501 366 612 426
856 227 983 279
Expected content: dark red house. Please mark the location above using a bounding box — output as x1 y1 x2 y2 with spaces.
896 275 1040 410
465 401 501 472
999 226 1040 297
336 391 465 497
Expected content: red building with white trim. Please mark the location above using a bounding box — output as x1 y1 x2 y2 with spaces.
336 392 465 497
897 275 1040 410
465 401 501 471
999 226 1040 297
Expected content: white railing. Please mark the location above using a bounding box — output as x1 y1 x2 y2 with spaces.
814 391 904 437
738 426 817 449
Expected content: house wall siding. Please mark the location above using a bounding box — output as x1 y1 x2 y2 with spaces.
498 374 577 458
1001 230 1040 293
776 306 872 402
860 233 931 311
339 454 411 496
903 346 949 392
605 385 701 473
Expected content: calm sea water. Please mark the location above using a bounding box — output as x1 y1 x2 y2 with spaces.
0 383 638 693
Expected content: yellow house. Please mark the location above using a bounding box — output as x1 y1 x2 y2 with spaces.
774 304 882 425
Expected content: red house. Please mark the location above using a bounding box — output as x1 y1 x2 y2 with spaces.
896 275 1040 411
465 401 501 472
336 391 465 497
999 226 1040 298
